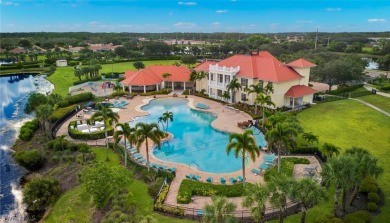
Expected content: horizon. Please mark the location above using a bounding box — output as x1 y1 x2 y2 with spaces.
1 0 390 33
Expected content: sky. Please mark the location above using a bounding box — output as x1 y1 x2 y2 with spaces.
1 0 390 33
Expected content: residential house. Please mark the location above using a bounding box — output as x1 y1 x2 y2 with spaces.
194 51 317 109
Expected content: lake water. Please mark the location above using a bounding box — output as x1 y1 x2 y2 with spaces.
0 74 53 222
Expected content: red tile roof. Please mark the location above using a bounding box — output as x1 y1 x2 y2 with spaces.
287 58 317 68
195 51 305 83
9 48 26 54
194 60 218 72
121 65 191 86
285 85 317 98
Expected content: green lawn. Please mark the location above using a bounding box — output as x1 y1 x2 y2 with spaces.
286 100 390 223
44 148 194 223
358 94 390 114
47 60 179 97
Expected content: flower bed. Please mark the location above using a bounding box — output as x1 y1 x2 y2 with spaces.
155 184 185 216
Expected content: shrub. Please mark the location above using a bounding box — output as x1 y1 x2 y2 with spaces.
368 192 380 204
50 104 78 122
177 179 244 204
77 143 91 153
140 88 172 96
360 176 378 193
58 92 94 108
148 177 164 198
14 149 45 171
73 76 102 85
23 177 61 212
328 84 364 95
111 90 129 97
182 89 189 95
367 202 378 211
344 211 371 223
19 119 40 141
380 85 390 92
314 214 344 223
264 157 310 182
155 184 185 216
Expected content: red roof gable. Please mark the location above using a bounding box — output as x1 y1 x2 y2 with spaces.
195 51 304 83
285 85 317 98
121 65 191 86
9 48 26 54
287 58 316 68
194 60 218 72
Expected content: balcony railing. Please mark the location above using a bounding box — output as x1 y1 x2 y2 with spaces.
209 81 230 88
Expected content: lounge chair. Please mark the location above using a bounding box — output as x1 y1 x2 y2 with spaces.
162 165 169 170
120 100 128 106
259 163 270 170
206 177 213 183
138 157 146 163
252 168 261 175
169 167 176 172
193 175 201 181
220 177 226 184
156 164 163 169
133 153 142 159
237 176 244 182
196 210 204 216
230 177 237 183
129 148 138 154
186 174 194 179
150 163 157 169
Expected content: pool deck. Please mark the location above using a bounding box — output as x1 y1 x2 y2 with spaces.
56 94 322 212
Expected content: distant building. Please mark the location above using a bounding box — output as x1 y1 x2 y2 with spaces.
9 47 26 54
56 59 68 67
286 35 305 42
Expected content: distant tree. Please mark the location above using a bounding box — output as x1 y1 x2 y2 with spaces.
377 54 390 71
114 46 128 58
246 35 271 53
23 177 61 212
18 39 32 48
327 41 347 52
133 61 145 70
24 93 48 114
47 93 62 106
35 104 54 133
180 55 197 67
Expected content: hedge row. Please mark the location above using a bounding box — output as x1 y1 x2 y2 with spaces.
50 104 78 123
154 184 185 216
19 119 40 141
177 179 244 204
68 119 114 140
328 84 364 95
58 92 94 108
381 85 390 92
264 157 310 182
140 88 172 96
73 76 102 86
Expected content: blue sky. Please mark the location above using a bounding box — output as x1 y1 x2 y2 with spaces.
1 0 389 33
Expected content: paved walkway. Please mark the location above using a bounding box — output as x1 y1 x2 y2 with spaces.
363 84 390 98
349 98 390 117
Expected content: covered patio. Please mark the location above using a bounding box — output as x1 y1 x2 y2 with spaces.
284 85 317 109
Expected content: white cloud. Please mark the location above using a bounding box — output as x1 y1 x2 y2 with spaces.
325 7 341 11
0 1 19 6
178 1 197 6
174 22 196 28
295 20 313 23
211 22 222 27
216 9 228 13
89 21 100 25
368 19 386 22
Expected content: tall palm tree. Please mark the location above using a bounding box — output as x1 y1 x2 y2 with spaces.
321 142 340 160
246 83 263 114
226 78 242 103
289 178 328 223
135 122 165 171
203 196 237 223
158 111 173 133
35 104 54 134
242 183 269 223
222 91 231 103
255 93 275 129
321 155 359 216
114 123 136 167
302 132 319 147
91 103 120 150
226 129 260 184
268 175 294 223
266 123 298 173
263 83 274 95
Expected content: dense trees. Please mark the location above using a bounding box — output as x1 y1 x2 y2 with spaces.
133 61 145 70
23 177 61 212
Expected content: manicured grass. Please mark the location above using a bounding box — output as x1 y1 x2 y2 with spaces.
359 94 390 113
44 148 194 223
291 100 390 223
47 60 179 97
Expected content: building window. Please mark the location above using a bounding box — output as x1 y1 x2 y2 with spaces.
219 74 223 83
210 73 214 81
217 89 223 97
241 93 247 101
241 78 248 88
225 75 230 83
258 80 264 88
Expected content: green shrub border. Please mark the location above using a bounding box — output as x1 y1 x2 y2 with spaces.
154 184 185 216
50 105 78 123
140 88 172 96
68 119 114 140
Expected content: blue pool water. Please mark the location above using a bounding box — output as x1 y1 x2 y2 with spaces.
130 98 265 173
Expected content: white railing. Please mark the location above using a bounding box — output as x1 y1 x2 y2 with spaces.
209 81 228 88
209 64 240 73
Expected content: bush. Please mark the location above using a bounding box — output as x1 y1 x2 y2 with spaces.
314 214 344 223
23 177 61 212
368 192 380 204
328 84 364 95
367 202 378 211
19 119 40 141
182 89 189 95
360 176 378 193
50 105 78 122
111 90 129 97
264 157 310 182
140 88 172 96
344 211 371 223
77 143 91 153
381 85 390 92
14 149 45 171
154 184 185 216
177 179 244 204
58 92 94 108
73 76 102 85
148 177 164 198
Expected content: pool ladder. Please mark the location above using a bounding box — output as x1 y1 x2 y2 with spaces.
189 161 201 170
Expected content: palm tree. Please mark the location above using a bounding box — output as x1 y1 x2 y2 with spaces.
162 72 172 89
91 103 120 150
321 142 340 160
268 175 294 223
203 196 237 223
35 104 54 134
226 129 260 184
246 83 263 114
242 183 269 223
158 111 173 133
289 178 328 223
266 123 298 173
222 91 231 103
114 123 136 167
135 122 165 171
302 132 319 147
321 155 359 216
226 78 242 103
255 93 275 128
263 83 274 94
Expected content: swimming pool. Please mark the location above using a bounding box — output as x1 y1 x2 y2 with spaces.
129 98 266 173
